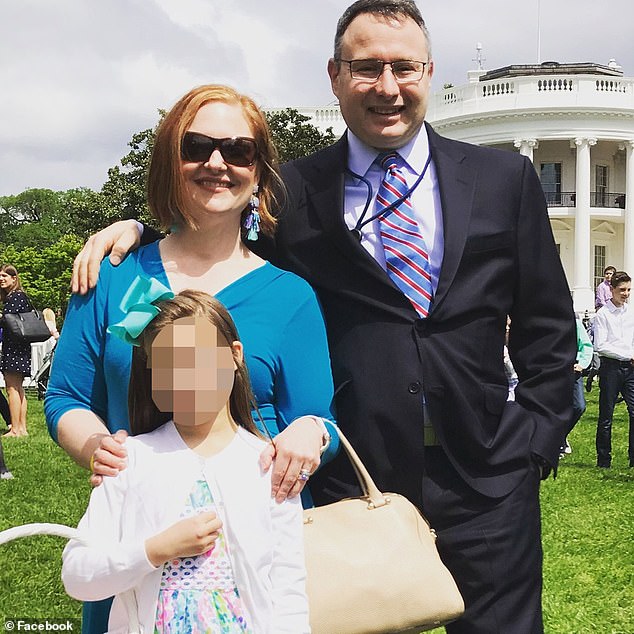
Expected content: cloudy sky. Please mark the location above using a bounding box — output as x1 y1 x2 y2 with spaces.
1 0 632 197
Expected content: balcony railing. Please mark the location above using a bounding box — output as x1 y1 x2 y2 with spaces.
543 192 626 208
544 192 576 207
591 192 626 208
428 74 634 122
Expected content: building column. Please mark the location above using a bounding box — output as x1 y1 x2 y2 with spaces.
572 137 596 313
625 141 634 275
513 138 539 162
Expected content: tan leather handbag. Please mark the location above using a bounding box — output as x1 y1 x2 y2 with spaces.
303 429 464 634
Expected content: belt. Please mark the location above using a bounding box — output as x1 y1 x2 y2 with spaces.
600 356 633 368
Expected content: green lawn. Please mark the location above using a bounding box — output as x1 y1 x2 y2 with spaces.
0 393 633 632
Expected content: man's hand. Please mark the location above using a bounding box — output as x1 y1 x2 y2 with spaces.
145 511 222 567
71 220 142 295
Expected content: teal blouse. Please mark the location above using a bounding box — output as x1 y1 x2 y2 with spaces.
46 241 338 456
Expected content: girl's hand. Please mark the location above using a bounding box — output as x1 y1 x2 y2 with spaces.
259 416 324 503
89 430 128 487
145 512 222 567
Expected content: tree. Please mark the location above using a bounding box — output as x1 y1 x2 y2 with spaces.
0 189 70 250
0 234 83 319
100 115 165 229
265 109 337 163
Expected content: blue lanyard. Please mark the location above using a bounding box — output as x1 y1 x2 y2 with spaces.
345 153 432 241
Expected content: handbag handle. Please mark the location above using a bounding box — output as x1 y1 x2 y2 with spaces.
331 428 389 509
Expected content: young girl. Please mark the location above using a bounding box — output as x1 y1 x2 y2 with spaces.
62 282 310 633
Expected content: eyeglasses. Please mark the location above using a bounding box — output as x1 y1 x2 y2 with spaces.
181 132 259 167
338 59 428 83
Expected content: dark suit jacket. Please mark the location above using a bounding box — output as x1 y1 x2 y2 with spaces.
254 123 576 507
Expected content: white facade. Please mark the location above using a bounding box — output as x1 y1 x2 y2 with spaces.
291 62 634 314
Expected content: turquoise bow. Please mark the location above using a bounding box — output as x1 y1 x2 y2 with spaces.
107 276 174 346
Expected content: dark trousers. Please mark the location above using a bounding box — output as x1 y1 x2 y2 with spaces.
422 447 543 634
568 372 586 433
0 390 10 428
596 357 634 467
0 438 9 473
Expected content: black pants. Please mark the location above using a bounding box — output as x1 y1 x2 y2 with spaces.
596 357 634 467
0 390 10 428
422 447 543 634
0 438 9 473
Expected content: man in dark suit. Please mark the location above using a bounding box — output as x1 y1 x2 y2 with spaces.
262 3 575 631
73 1 575 630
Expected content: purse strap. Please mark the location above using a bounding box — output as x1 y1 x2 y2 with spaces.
334 427 389 509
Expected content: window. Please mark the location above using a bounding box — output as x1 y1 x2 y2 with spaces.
595 165 609 207
594 245 606 289
540 163 562 205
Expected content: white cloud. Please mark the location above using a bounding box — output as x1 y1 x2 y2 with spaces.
1 0 633 195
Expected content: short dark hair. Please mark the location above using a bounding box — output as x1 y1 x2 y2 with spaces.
604 265 616 275
333 0 431 60
610 271 631 288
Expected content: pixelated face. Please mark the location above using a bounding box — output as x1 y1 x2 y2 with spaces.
149 316 237 426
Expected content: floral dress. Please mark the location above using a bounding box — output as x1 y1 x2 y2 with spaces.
154 478 252 633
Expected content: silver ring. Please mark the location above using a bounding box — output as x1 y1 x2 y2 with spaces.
298 468 311 482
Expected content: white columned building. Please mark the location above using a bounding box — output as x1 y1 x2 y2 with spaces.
280 60 634 314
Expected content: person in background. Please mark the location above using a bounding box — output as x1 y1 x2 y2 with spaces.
63 289 309 633
0 264 31 437
595 265 616 311
42 308 60 340
560 318 593 457
0 437 13 479
594 270 634 468
504 317 518 401
68 1 576 630
0 390 10 431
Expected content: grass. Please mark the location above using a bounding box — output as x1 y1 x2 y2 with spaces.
0 392 633 632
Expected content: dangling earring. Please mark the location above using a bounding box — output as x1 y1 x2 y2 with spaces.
243 185 261 241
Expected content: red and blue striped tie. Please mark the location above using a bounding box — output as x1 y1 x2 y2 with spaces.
377 153 433 317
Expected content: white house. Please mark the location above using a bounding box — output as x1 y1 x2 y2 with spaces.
291 60 634 314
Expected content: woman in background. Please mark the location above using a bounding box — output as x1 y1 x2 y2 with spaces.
0 264 31 437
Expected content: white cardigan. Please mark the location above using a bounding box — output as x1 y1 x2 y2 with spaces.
62 423 310 634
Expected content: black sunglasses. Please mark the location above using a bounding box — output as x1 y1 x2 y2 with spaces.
181 131 259 167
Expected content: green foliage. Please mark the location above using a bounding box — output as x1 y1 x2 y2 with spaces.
100 114 165 230
0 234 82 317
265 108 338 163
0 189 66 250
1 392 633 630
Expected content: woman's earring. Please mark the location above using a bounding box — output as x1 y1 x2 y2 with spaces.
243 185 261 241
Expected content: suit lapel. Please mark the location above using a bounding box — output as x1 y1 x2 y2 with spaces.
307 136 401 286
427 123 477 314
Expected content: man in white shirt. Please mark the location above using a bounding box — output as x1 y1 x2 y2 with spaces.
593 271 634 468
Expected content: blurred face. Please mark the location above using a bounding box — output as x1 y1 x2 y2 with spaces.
328 13 433 150
149 316 242 426
604 269 615 282
611 281 631 307
181 101 258 225
0 271 17 292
